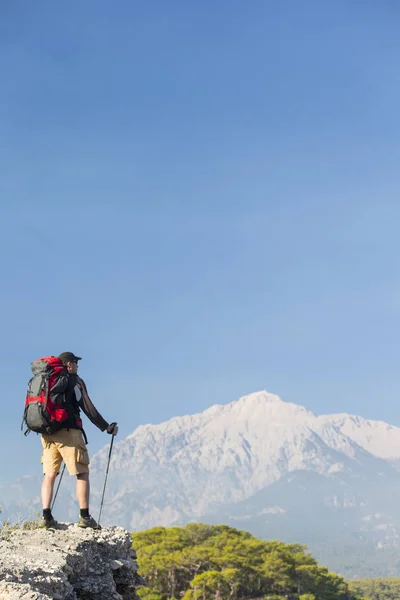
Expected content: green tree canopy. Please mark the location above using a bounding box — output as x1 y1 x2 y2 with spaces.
133 523 366 600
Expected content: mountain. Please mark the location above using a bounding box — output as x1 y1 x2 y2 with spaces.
89 391 400 524
2 390 400 578
86 390 400 577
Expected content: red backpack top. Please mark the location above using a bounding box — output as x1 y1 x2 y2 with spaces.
23 356 70 435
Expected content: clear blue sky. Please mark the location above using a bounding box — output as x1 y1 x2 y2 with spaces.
1 1 400 482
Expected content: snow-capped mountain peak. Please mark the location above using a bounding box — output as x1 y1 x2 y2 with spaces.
86 388 400 533
318 412 400 460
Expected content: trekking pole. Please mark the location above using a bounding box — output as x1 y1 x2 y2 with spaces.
51 463 66 512
98 432 115 526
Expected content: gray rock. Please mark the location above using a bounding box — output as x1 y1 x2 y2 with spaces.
0 523 142 600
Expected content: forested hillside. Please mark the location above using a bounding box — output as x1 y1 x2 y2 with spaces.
132 523 366 600
349 578 400 600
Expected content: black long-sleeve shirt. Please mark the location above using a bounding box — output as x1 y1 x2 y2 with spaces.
65 374 109 432
76 376 109 432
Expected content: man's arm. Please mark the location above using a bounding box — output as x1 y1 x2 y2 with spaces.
75 376 110 432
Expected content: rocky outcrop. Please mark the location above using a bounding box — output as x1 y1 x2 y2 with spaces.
0 523 144 599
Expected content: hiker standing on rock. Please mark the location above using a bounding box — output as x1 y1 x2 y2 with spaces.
37 352 118 529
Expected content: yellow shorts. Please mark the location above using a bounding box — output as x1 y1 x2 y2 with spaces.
41 429 89 476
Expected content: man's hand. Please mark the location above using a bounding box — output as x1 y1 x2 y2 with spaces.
107 422 118 436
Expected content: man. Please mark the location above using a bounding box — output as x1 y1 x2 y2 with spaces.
40 351 118 529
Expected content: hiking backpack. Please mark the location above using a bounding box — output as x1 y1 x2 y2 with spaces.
23 356 70 435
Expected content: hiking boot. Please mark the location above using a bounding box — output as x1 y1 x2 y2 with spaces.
77 515 101 529
38 516 58 529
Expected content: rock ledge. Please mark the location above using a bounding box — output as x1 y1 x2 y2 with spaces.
0 523 142 599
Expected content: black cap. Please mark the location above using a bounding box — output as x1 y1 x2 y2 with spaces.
58 352 82 364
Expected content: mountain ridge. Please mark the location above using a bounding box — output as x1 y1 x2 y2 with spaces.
88 389 400 524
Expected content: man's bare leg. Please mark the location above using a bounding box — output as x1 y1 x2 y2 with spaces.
76 472 89 509
76 472 99 528
42 472 58 509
